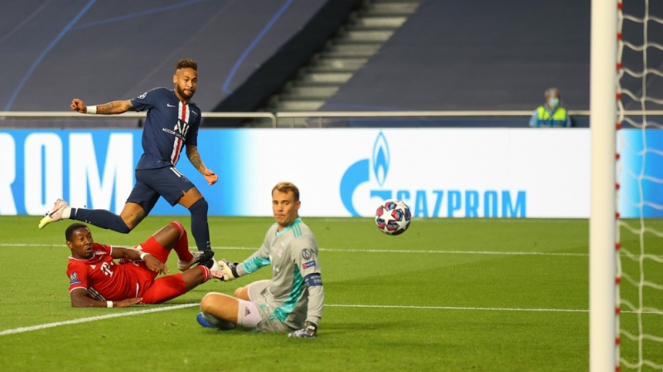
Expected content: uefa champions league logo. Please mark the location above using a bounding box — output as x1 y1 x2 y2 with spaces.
340 132 391 217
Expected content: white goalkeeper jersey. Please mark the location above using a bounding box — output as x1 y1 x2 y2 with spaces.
236 217 324 328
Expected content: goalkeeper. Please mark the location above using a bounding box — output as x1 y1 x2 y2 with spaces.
197 182 325 338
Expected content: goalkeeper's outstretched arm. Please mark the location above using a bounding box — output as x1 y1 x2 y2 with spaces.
219 242 271 281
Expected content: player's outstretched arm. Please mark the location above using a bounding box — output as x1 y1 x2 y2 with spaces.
186 146 218 186
70 288 142 308
71 98 135 115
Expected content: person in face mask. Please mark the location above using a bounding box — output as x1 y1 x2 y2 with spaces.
529 87 571 127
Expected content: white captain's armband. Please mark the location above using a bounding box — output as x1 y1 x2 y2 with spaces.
304 273 323 287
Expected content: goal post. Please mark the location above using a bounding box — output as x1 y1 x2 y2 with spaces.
589 0 618 371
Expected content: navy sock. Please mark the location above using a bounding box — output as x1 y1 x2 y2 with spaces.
71 208 131 233
188 198 211 251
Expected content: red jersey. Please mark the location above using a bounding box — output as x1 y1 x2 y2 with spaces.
67 243 154 301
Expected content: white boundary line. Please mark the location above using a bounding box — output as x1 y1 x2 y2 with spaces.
318 248 587 256
0 304 198 336
2 303 659 337
0 243 587 257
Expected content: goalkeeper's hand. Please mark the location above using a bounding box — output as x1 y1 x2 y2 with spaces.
219 259 239 281
288 321 317 338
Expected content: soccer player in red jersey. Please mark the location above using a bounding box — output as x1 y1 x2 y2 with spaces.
66 221 219 308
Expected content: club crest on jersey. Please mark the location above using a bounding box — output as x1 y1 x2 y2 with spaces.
277 249 284 258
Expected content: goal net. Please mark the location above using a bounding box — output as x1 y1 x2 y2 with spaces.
615 0 663 371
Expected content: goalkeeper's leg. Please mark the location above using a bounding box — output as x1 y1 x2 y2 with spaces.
198 292 261 330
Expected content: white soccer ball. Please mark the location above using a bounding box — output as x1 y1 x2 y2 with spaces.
374 199 412 236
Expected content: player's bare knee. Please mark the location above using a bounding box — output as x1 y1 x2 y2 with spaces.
234 286 244 298
200 292 220 313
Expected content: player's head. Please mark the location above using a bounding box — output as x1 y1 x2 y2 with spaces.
545 87 561 109
173 58 198 101
65 223 94 259
271 182 301 228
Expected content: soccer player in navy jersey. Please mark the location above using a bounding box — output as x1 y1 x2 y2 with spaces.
40 58 217 271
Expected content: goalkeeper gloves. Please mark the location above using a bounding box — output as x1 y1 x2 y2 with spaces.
219 259 240 281
288 321 317 338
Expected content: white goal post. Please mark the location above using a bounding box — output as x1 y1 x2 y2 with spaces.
590 0 618 371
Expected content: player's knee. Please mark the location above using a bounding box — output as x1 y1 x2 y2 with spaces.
116 218 133 233
200 292 221 314
170 221 185 235
188 197 208 214
234 286 246 298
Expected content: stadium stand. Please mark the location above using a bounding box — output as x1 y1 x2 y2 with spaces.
0 0 358 121
6 0 658 129
320 0 591 112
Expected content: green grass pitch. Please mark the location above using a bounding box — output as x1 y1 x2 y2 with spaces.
0 216 661 371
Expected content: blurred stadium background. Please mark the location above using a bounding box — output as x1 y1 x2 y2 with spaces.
1 0 662 371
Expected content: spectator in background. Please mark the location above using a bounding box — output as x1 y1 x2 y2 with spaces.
529 87 571 127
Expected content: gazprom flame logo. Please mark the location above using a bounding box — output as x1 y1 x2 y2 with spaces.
372 132 389 187
340 132 391 216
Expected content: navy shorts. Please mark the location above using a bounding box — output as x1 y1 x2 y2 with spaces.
128 166 196 214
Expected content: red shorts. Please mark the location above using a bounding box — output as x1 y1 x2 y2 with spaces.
119 236 188 304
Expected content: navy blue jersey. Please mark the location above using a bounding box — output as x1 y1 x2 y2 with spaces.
131 88 202 170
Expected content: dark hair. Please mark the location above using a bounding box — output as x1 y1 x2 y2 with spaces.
176 58 198 71
272 181 300 202
65 223 89 241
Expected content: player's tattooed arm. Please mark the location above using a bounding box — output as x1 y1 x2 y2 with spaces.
95 100 135 114
71 99 134 114
187 146 218 186
186 146 205 172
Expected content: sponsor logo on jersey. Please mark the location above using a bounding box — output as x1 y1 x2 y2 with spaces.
245 308 251 316
302 260 316 269
301 249 312 260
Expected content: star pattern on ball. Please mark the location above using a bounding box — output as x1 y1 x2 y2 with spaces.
374 199 411 236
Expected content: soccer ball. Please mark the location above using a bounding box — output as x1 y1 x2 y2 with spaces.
375 199 411 235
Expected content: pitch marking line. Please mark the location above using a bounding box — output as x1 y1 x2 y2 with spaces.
0 243 586 257
2 303 659 337
0 303 198 336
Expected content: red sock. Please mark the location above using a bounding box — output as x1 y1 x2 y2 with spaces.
170 221 193 262
198 265 211 283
